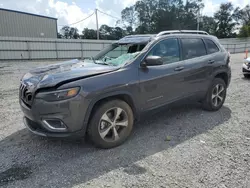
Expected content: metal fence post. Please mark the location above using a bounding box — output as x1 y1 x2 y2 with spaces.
55 41 58 59
26 41 31 60
81 42 83 59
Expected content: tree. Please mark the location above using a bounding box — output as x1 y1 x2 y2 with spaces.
99 24 112 39
59 1 245 40
57 33 63 39
60 26 70 39
80 25 125 40
182 0 204 29
111 27 124 39
238 25 250 37
99 25 125 40
60 26 80 39
121 0 205 34
214 2 236 38
121 5 137 31
134 0 157 33
126 26 133 35
234 5 250 37
234 5 250 25
81 28 97 39
200 16 217 35
69 27 80 39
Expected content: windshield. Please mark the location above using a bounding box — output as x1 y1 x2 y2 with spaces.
93 43 147 66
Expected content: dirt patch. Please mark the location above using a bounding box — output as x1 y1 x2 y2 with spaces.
0 165 32 186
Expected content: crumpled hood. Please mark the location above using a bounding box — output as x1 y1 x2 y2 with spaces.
21 59 119 89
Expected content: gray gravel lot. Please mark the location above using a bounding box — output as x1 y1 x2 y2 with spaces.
0 54 250 188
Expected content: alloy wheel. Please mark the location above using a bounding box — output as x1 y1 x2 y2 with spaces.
211 84 225 107
98 107 129 142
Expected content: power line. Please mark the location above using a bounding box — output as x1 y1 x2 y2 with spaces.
58 12 95 26
97 9 120 20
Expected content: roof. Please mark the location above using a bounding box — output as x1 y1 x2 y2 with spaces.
117 30 212 44
0 8 57 20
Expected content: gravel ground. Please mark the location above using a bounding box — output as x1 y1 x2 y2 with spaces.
0 54 250 188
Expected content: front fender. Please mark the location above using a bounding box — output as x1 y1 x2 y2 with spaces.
82 90 139 133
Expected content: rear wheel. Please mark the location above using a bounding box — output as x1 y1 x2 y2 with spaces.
202 78 227 111
87 99 134 149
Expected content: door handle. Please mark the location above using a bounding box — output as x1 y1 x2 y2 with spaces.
174 66 185 71
208 60 215 64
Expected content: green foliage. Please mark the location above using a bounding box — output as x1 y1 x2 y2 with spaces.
121 5 137 30
200 16 216 35
60 26 79 39
57 33 63 39
99 25 125 40
234 5 250 38
238 25 250 38
213 2 236 38
81 28 97 39
58 1 250 39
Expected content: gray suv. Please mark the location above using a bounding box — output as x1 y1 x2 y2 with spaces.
19 30 231 148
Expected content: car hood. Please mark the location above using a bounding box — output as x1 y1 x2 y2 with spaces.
21 59 119 89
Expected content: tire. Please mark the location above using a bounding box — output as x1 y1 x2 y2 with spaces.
87 99 134 149
202 78 227 111
244 74 250 78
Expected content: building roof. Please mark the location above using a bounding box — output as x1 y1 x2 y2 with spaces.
0 8 57 20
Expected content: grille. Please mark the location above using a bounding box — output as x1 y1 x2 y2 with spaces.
19 82 33 105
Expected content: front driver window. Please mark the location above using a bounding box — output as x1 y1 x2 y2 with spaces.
147 38 180 65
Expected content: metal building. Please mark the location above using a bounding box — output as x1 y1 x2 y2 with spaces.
0 8 58 38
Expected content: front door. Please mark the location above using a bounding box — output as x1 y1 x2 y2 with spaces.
138 38 186 111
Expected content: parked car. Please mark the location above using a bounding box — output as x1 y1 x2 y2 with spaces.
19 30 231 148
243 57 250 78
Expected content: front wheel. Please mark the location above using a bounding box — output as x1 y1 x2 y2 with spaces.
244 74 250 78
202 78 227 111
87 100 134 149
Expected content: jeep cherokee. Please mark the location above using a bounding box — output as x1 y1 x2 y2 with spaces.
19 30 231 148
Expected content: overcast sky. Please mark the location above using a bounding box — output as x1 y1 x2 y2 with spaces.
0 0 248 32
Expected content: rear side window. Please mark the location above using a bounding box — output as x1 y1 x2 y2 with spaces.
181 38 206 60
204 39 220 54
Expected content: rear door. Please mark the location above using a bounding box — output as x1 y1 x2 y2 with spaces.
179 37 213 97
138 38 186 111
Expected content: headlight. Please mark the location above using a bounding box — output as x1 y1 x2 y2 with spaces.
244 61 250 66
36 87 80 102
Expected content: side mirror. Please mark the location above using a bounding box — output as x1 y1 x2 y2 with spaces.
142 56 163 67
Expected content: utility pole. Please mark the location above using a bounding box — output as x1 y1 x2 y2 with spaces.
197 7 203 31
197 9 200 31
95 9 99 40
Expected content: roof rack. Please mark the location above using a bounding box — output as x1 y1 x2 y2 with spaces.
156 30 209 37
